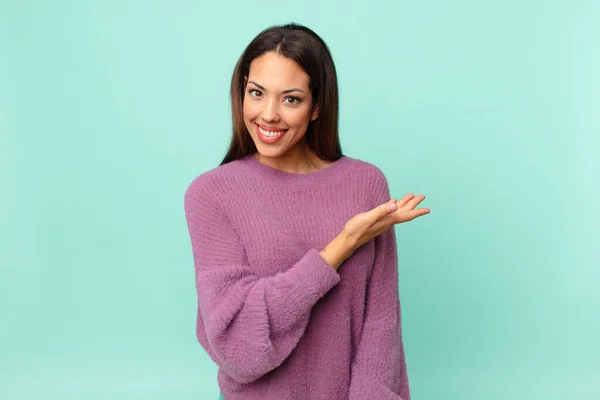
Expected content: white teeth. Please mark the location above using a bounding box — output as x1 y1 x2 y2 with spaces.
258 126 286 137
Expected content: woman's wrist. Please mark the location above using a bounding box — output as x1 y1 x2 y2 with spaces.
319 232 355 270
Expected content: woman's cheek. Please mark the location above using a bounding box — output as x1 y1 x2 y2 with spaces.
246 103 261 120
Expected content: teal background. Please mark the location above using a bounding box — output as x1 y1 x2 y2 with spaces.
1 1 598 399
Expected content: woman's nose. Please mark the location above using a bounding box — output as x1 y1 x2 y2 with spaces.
261 98 280 122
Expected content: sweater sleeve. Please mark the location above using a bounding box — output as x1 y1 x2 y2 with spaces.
184 182 341 384
348 172 411 400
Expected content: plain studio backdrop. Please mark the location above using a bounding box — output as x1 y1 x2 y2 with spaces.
1 1 598 399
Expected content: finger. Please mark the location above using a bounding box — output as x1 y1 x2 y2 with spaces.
379 207 430 225
396 193 415 207
370 199 397 220
408 208 431 219
404 194 426 209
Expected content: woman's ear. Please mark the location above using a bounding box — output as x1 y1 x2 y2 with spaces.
310 104 320 121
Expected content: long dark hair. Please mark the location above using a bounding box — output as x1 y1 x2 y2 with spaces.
220 23 343 166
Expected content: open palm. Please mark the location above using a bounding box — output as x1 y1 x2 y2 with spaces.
343 193 430 250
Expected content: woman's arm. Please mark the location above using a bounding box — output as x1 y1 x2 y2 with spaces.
184 181 342 384
348 171 411 400
320 232 355 270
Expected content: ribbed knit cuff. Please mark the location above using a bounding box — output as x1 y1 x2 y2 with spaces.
289 248 341 303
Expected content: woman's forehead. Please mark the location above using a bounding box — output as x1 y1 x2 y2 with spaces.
248 53 310 90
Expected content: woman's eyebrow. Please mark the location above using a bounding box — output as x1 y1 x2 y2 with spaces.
248 80 305 94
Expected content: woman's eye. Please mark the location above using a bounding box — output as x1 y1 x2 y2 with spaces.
285 97 300 104
248 89 261 97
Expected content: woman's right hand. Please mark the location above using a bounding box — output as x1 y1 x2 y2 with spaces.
342 194 431 251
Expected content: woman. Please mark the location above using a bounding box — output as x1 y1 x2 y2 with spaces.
184 23 430 400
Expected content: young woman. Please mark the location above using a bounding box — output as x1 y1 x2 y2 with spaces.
184 23 430 400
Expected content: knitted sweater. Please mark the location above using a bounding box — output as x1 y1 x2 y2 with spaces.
183 153 411 400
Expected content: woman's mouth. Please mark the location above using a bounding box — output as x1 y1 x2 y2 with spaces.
256 123 289 144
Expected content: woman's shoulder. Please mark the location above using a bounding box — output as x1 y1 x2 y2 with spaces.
345 156 385 175
344 155 389 186
184 158 247 202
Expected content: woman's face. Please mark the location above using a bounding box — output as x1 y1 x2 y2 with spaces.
243 51 319 158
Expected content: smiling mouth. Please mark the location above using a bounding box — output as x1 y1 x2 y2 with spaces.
255 123 289 143
256 123 288 137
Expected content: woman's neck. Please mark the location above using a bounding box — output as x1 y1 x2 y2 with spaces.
253 146 332 174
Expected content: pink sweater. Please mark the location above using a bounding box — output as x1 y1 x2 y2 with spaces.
184 154 411 400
